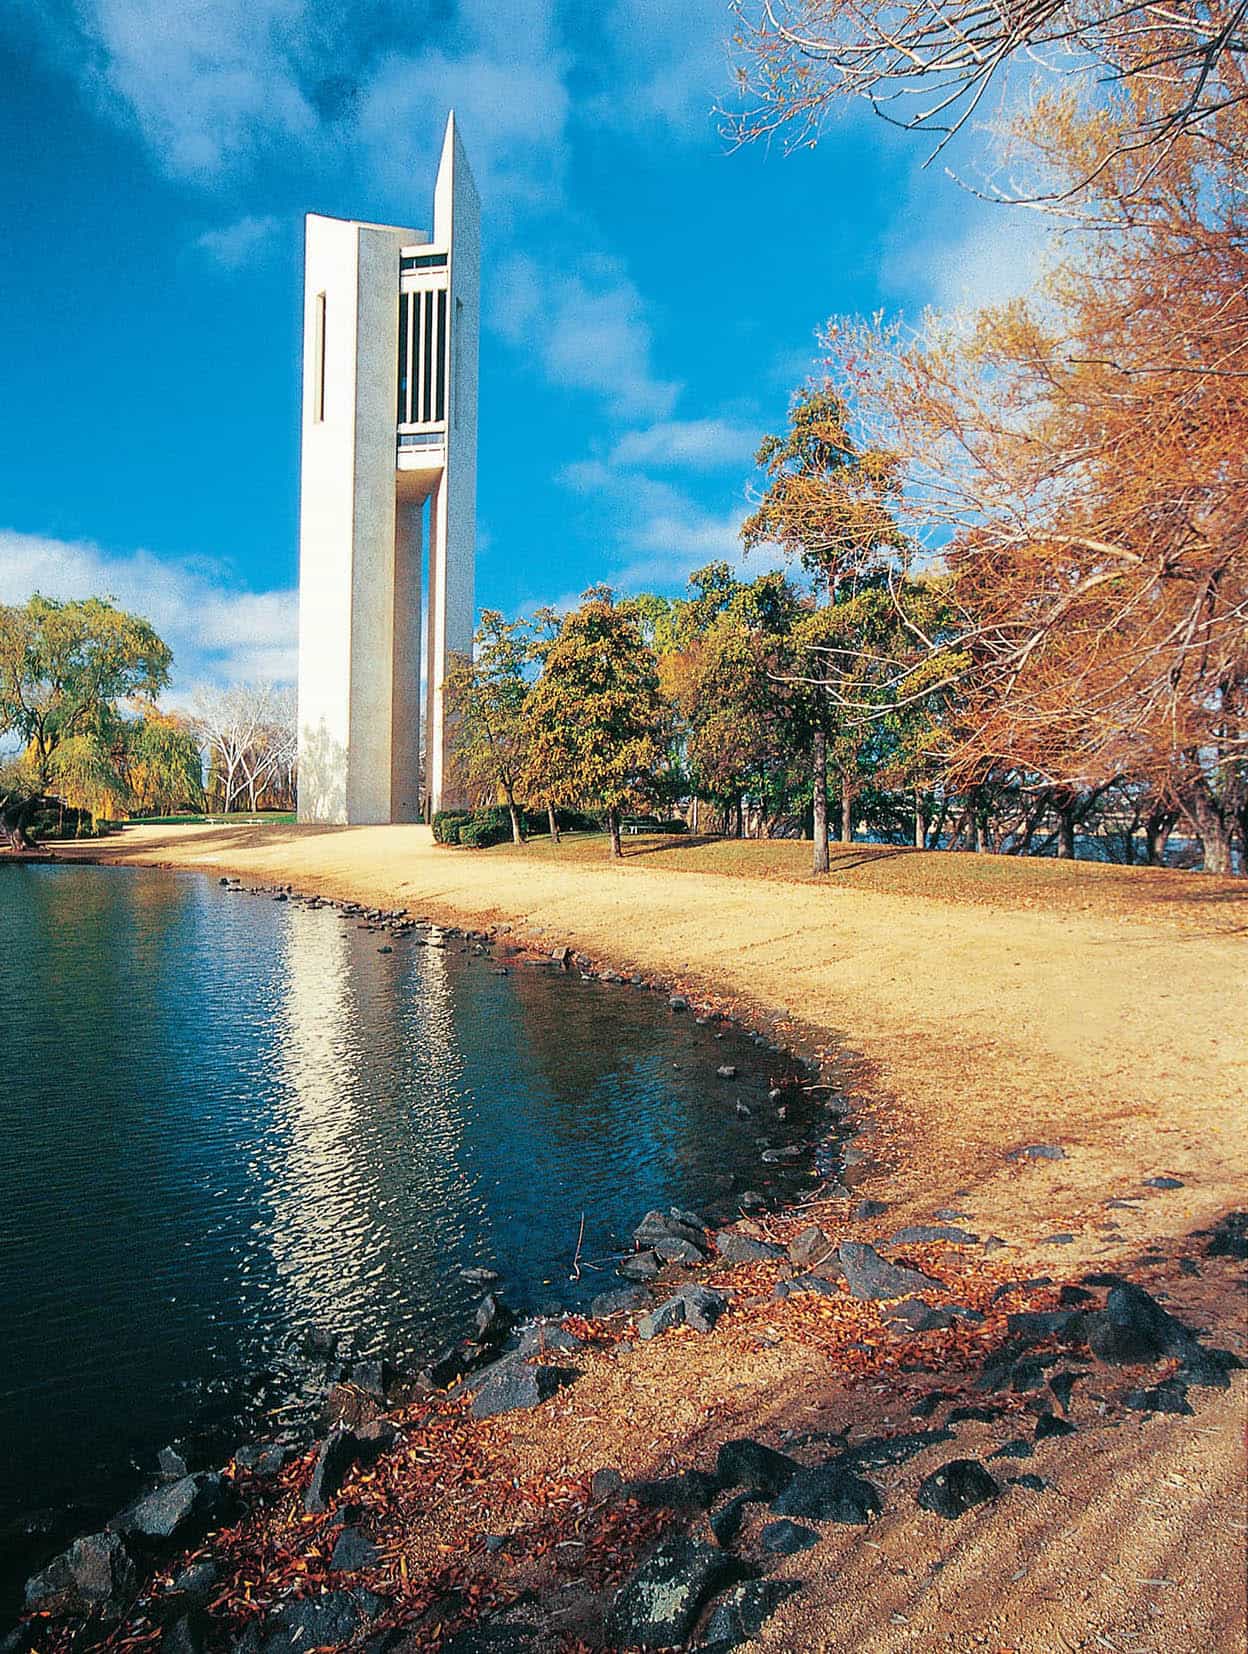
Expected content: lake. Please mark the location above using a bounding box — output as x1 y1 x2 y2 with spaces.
0 863 820 1610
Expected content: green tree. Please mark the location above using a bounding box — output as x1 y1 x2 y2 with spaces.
446 610 535 844
522 590 669 858
742 385 906 872
0 596 172 793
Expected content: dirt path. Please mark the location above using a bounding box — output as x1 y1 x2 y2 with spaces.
41 824 1248 1653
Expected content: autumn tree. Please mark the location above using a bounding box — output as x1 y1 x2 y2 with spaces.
447 611 534 843
730 0 1248 181
0 596 171 795
522 589 669 859
121 708 205 815
742 384 907 872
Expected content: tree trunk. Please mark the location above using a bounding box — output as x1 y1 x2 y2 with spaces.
1057 807 1076 859
1180 778 1233 874
913 791 927 850
812 731 829 875
1144 806 1176 866
608 808 623 860
546 802 560 844
505 792 523 844
840 771 853 845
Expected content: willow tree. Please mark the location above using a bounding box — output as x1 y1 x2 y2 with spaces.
522 590 669 859
742 386 906 872
0 596 171 793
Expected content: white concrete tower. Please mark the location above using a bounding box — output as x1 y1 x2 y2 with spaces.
296 113 479 824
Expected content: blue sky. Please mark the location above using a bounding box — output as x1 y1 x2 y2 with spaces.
0 0 1040 696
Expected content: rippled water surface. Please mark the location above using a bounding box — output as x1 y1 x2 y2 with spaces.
0 864 816 1592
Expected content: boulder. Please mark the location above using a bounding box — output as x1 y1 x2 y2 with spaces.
637 1296 689 1340
715 1230 784 1264
305 1429 366 1514
709 1489 763 1547
1143 1176 1184 1190
1007 1144 1066 1161
167 1560 220 1610
915 1459 1000 1518
852 1199 889 1220
619 1251 661 1282
1207 1211 1248 1259
882 1298 955 1333
591 1286 650 1318
654 1236 706 1266
1123 1382 1193 1415
321 1381 385 1431
842 1430 954 1471
633 1209 708 1256
474 1293 517 1346
112 1472 232 1547
515 1320 583 1358
771 1461 882 1524
164 1614 207 1654
608 1538 741 1648
591 1468 623 1500
158 1446 189 1479
470 1363 577 1419
677 1283 729 1332
716 1065 738 1080
331 1527 380 1571
255 1588 386 1652
701 1580 801 1649
716 1438 800 1497
459 1266 501 1286
760 1519 818 1555
1034 1412 1077 1439
838 1242 944 1301
760 1145 804 1164
25 1531 136 1620
788 1225 835 1271
773 1273 841 1301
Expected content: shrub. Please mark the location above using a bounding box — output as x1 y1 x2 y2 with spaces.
459 815 511 848
433 810 472 845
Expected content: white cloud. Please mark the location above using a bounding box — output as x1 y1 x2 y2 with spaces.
0 529 297 695
610 418 758 470
592 0 739 138
195 214 280 268
493 253 680 419
72 0 317 182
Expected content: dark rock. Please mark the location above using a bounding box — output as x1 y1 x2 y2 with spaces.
853 1199 889 1220
838 1242 944 1301
788 1225 836 1270
1105 1198 1140 1210
592 1285 650 1317
305 1429 365 1514
590 1467 623 1500
1007 1310 1081 1343
1207 1212 1248 1260
1143 1176 1184 1190
257 1588 386 1651
638 1296 689 1339
715 1438 800 1497
654 1235 706 1266
701 1579 801 1649
910 1390 952 1419
1059 1285 1095 1306
1176 1345 1242 1389
1123 1382 1193 1415
1042 1233 1076 1245
669 995 689 1012
761 1145 804 1165
772 1273 841 1301
915 1459 1000 1518
1009 1474 1048 1492
716 1229 784 1264
350 1358 403 1402
321 1381 385 1431
158 1446 189 1478
1179 1258 1202 1277
608 1537 741 1648
716 1065 738 1080
634 1209 708 1255
470 1363 577 1419
414 1342 479 1391
677 1283 729 1331
760 1519 818 1554
842 1429 954 1471
948 1405 1001 1425
709 1489 762 1547
771 1461 882 1524
626 1470 720 1512
982 1236 1008 1253
619 1249 661 1281
1008 1144 1066 1161
882 1298 955 1333
169 1560 220 1609
888 1225 979 1246
25 1531 136 1619
1086 1280 1197 1366
112 1472 233 1546
459 1266 502 1286
331 1526 380 1571
989 1439 1034 1460
738 1190 767 1213
935 1208 972 1221
1034 1412 1077 1439
515 1319 582 1357
474 1293 517 1345
1048 1371 1084 1413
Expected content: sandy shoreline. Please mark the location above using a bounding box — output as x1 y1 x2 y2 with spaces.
30 824 1248 1652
